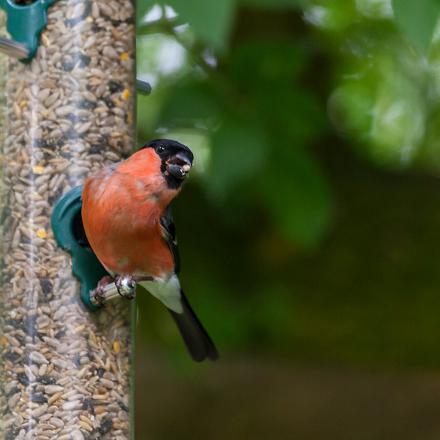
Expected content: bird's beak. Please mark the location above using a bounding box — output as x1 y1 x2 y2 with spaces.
166 152 193 180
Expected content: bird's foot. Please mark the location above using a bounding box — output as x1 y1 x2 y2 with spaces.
91 276 114 306
115 275 136 300
91 275 136 307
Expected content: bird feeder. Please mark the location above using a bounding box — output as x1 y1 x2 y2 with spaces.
0 6 8 433
0 1 135 438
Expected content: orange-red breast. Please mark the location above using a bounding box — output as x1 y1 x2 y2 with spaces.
81 139 218 361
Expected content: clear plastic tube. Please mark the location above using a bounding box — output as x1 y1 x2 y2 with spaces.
1 1 135 438
0 6 8 434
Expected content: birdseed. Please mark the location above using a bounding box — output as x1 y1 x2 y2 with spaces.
0 1 135 438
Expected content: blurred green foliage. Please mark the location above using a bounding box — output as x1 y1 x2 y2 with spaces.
392 0 440 52
308 0 440 171
136 0 440 366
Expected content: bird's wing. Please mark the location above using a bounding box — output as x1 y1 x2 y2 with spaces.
156 206 219 361
159 205 181 273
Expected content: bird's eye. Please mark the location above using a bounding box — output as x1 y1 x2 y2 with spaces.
156 145 165 153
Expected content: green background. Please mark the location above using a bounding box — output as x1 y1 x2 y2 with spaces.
135 1 440 438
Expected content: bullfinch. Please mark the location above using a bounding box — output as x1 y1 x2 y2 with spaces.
81 139 218 362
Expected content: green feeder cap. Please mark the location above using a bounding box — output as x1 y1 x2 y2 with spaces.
51 186 108 312
0 0 56 61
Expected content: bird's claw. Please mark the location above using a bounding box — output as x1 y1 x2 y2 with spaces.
90 275 136 307
115 275 136 300
90 276 113 306
92 286 105 306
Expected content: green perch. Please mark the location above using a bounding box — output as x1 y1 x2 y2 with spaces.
51 186 108 312
0 0 56 60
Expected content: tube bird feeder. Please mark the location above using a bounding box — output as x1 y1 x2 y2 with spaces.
0 6 7 433
0 1 135 438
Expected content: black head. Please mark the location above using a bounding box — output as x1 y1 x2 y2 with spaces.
143 139 194 189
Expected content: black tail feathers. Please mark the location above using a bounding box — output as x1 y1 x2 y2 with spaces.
169 291 218 362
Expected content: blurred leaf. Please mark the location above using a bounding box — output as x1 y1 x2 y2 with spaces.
137 33 189 85
304 1 358 31
158 82 221 128
239 0 305 9
164 0 236 49
137 0 154 26
328 82 375 136
227 40 326 144
369 71 426 165
261 89 327 145
207 117 267 198
329 46 427 168
392 0 440 52
228 40 308 89
356 0 393 19
260 148 333 248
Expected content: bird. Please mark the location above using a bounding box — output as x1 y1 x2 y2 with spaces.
81 139 218 362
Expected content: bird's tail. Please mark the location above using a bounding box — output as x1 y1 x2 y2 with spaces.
169 290 218 362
